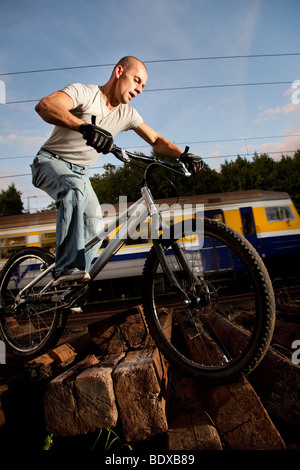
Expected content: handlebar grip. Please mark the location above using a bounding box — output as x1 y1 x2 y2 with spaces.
110 145 191 176
109 145 126 162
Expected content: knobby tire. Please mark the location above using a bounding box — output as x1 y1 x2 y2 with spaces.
0 247 67 359
142 218 275 384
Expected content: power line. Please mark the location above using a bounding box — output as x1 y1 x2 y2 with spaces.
0 134 299 160
0 52 299 77
1 80 293 106
0 149 298 179
4 99 38 105
144 80 292 93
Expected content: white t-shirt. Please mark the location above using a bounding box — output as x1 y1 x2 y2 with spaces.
42 83 144 167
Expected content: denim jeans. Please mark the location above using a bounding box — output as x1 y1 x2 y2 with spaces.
31 149 103 275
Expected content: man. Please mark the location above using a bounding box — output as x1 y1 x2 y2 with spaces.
32 56 202 285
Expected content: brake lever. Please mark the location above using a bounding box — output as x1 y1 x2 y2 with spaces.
179 160 191 177
111 144 192 176
110 145 130 163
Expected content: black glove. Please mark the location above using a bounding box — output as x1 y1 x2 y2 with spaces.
179 147 203 174
79 124 113 154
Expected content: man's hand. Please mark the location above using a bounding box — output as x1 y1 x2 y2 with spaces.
179 147 203 174
79 124 113 154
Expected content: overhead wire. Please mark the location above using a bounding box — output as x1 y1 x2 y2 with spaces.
1 52 299 76
1 80 294 106
1 52 298 104
1 148 298 179
0 52 299 192
0 134 299 161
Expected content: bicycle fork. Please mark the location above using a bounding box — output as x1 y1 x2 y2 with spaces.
141 187 198 305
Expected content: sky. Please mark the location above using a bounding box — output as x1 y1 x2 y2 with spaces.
0 0 299 212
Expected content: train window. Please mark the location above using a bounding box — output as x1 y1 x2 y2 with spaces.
212 213 223 222
205 210 224 222
265 206 296 222
0 236 26 259
242 213 255 235
40 232 56 252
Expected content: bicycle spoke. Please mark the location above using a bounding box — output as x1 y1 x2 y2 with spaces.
143 218 275 383
0 248 66 358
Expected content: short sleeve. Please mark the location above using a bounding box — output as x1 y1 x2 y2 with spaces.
126 106 144 130
60 83 94 110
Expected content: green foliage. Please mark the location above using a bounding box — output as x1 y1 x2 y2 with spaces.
90 150 300 212
43 433 54 451
42 428 133 452
219 155 254 192
92 428 133 451
90 162 144 204
0 183 24 216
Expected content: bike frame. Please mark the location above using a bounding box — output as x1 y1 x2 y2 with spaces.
18 147 195 306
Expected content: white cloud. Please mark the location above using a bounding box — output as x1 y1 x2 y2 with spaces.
256 128 300 159
252 100 300 124
278 133 300 155
0 132 48 150
239 144 257 155
205 98 230 116
252 81 300 125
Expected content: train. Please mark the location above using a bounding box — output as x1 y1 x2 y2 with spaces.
0 190 299 296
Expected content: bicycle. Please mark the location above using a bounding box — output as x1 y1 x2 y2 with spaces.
0 145 275 384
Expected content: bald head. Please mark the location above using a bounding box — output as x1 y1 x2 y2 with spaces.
112 56 147 76
103 56 148 107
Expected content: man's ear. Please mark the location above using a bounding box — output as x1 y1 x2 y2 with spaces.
115 65 123 79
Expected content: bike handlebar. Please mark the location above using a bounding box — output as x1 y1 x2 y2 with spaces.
110 144 191 177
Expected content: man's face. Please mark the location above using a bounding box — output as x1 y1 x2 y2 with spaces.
115 61 148 104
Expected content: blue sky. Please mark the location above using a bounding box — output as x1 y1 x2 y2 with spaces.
0 0 299 212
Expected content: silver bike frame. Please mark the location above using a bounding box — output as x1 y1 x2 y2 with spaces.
18 148 194 301
88 185 189 294
18 185 188 300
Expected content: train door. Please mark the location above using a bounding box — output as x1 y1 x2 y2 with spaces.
240 207 259 251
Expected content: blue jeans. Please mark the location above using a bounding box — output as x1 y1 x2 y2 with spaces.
31 149 103 275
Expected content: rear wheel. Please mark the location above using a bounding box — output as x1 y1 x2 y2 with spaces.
0 247 67 359
143 218 275 384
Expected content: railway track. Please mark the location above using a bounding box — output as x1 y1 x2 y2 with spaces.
2 283 299 364
64 283 300 329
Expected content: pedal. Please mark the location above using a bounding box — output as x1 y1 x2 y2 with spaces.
55 279 90 289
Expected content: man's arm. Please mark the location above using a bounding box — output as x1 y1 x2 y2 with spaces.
134 122 183 158
35 91 84 132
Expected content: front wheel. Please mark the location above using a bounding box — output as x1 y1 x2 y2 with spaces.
142 218 275 384
0 247 67 360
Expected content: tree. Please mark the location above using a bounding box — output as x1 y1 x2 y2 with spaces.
250 153 276 190
90 162 145 204
0 183 24 216
220 156 253 192
38 201 57 213
89 150 300 213
276 150 300 211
